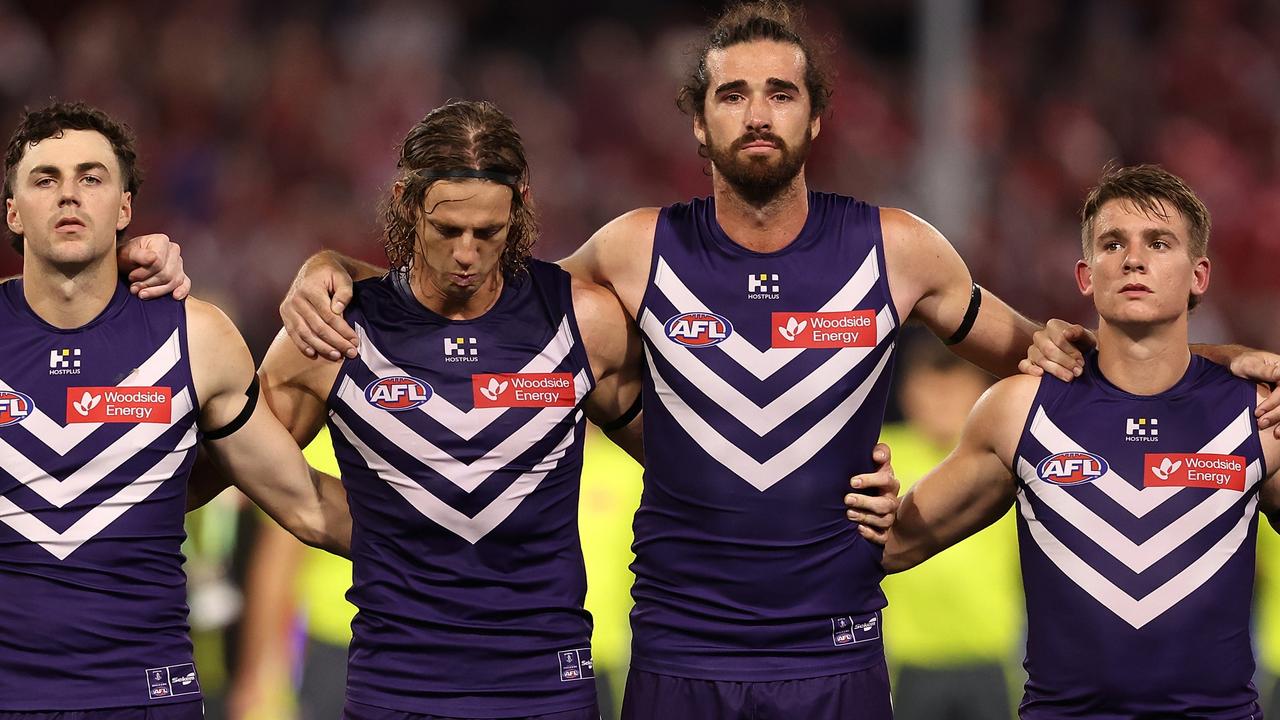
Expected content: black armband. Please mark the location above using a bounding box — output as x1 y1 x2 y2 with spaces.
943 283 983 346
600 393 642 432
204 376 260 440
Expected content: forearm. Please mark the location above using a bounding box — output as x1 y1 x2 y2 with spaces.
945 289 1043 379
310 467 352 557
1191 343 1251 368
317 249 385 282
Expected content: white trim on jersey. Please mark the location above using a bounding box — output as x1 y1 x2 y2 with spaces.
1016 455 1262 573
0 389 194 508
645 345 894 491
330 411 580 544
1017 487 1258 630
1018 407 1261 629
641 306 893 437
333 369 589 493
0 329 182 456
0 424 197 560
1028 407 1254 518
353 317 578 441
647 247 883 380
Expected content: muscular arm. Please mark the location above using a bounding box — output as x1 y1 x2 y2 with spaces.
559 208 659 317
1253 385 1280 532
572 278 644 463
188 299 350 554
881 208 1041 379
882 374 1037 572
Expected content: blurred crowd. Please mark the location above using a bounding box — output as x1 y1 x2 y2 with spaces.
4 0 1280 718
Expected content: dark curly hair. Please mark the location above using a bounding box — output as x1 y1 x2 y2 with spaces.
676 1 833 123
3 101 142 254
380 100 537 276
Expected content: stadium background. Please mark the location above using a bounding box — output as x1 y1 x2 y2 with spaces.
4 0 1280 718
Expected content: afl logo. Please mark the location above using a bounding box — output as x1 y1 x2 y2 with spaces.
0 390 34 427
664 312 733 348
1037 451 1109 486
364 376 433 411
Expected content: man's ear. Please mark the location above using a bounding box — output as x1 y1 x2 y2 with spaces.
116 191 132 232
6 197 22 237
1074 258 1094 297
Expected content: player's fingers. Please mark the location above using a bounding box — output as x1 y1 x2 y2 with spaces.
1035 332 1083 378
845 493 897 519
857 524 889 546
871 442 892 466
1018 358 1045 377
1027 344 1076 383
281 300 340 360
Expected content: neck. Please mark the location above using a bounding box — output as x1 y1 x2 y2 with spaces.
408 267 504 321
22 251 119 329
711 170 809 253
1094 316 1191 395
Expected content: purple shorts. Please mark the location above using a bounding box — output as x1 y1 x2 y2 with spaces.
0 702 203 720
342 699 600 720
621 663 892 720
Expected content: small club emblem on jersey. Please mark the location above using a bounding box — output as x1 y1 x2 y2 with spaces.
747 273 780 299
49 347 81 375
0 390 34 427
1125 417 1159 442
1037 451 1109 486
444 336 478 362
557 648 594 682
364 376 433 411
664 311 733 347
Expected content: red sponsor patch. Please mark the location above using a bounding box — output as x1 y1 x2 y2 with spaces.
66 386 171 424
771 310 877 349
1143 453 1246 491
472 372 575 408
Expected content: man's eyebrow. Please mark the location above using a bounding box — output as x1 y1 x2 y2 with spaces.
713 79 748 95
765 78 800 93
27 161 111 176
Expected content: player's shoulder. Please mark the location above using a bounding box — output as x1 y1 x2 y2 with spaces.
976 374 1041 427
570 275 624 319
878 206 950 249
595 207 661 245
184 295 238 339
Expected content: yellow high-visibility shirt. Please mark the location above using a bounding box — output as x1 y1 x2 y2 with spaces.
880 424 1023 667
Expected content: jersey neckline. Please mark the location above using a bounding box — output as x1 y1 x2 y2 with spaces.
1085 347 1206 401
702 190 828 259
3 278 132 334
387 268 523 325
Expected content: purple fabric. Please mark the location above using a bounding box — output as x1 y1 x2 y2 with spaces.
0 280 199 710
342 699 599 720
1014 352 1264 718
620 664 892 720
328 261 596 716
631 192 899 680
0 701 203 719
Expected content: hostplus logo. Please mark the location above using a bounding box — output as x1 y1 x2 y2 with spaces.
444 337 478 363
1125 417 1159 442
49 348 82 376
747 273 780 300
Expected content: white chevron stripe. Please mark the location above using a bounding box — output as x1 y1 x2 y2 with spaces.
0 425 196 560
354 318 577 441
642 306 894 437
331 412 578 544
646 247 881 380
1027 407 1254 518
0 329 183 456
647 343 894 491
334 370 588 493
0 389 195 508
1017 487 1258 629
1017 457 1262 573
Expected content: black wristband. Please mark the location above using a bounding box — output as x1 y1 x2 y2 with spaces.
943 283 983 346
204 375 260 440
600 393 642 432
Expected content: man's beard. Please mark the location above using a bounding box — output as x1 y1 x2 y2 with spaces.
706 126 811 207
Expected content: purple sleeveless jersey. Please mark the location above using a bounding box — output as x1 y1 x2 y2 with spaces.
632 192 900 681
1014 352 1265 719
0 280 201 710
327 261 597 717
